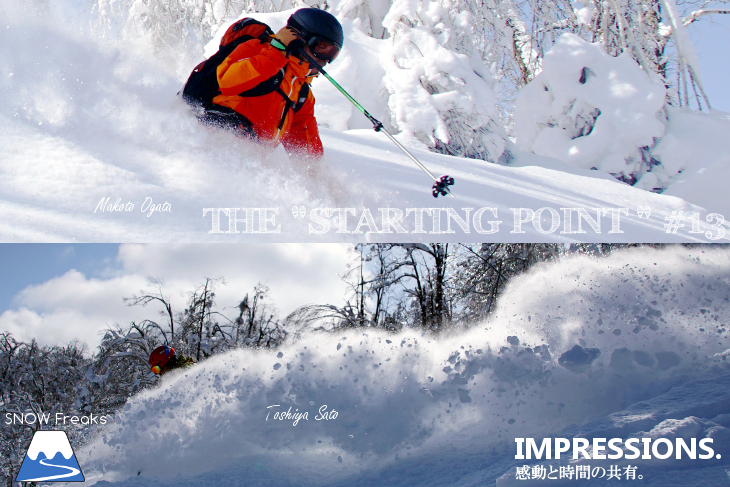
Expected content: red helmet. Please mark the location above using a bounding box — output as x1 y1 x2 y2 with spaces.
149 345 176 373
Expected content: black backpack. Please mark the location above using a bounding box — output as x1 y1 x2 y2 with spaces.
181 18 310 113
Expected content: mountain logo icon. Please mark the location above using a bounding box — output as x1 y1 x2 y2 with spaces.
16 430 85 482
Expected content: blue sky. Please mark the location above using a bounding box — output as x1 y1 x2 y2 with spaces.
0 244 120 311
689 13 730 111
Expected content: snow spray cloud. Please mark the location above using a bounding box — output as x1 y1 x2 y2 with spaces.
0 10 338 242
76 246 730 486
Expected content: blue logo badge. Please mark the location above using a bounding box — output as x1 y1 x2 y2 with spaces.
16 430 85 482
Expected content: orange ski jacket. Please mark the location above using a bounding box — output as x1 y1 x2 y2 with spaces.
213 38 323 158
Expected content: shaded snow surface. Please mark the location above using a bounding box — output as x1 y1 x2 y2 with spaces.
66 247 730 486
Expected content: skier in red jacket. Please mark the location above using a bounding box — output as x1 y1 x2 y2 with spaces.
208 8 343 159
149 346 195 375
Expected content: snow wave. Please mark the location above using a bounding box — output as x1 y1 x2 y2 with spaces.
73 246 730 486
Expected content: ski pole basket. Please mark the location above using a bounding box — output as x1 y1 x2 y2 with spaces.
432 175 455 198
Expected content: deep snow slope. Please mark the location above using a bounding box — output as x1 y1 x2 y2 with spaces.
66 247 730 486
0 9 727 242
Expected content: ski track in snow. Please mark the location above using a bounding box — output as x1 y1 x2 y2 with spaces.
65 247 730 487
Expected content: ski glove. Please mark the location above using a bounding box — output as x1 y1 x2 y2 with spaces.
286 38 306 57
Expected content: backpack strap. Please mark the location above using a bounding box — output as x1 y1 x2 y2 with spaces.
236 55 311 130
272 81 309 131
293 82 310 113
238 67 286 98
274 85 296 130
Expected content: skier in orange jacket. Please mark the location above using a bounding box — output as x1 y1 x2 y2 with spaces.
207 9 343 159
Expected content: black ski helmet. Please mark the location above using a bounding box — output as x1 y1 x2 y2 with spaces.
287 8 344 48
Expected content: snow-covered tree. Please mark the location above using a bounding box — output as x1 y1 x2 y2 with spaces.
232 284 288 348
285 244 409 332
514 33 667 184
288 244 568 334
0 334 88 486
509 0 728 185
77 323 159 415
452 244 560 324
382 0 508 161
94 0 236 56
123 278 287 361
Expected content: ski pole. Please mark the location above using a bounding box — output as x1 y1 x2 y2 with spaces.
298 50 455 198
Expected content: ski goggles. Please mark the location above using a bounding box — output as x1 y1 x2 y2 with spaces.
307 36 340 64
151 365 162 374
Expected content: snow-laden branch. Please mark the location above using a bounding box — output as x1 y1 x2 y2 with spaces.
683 8 730 26
659 0 712 109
